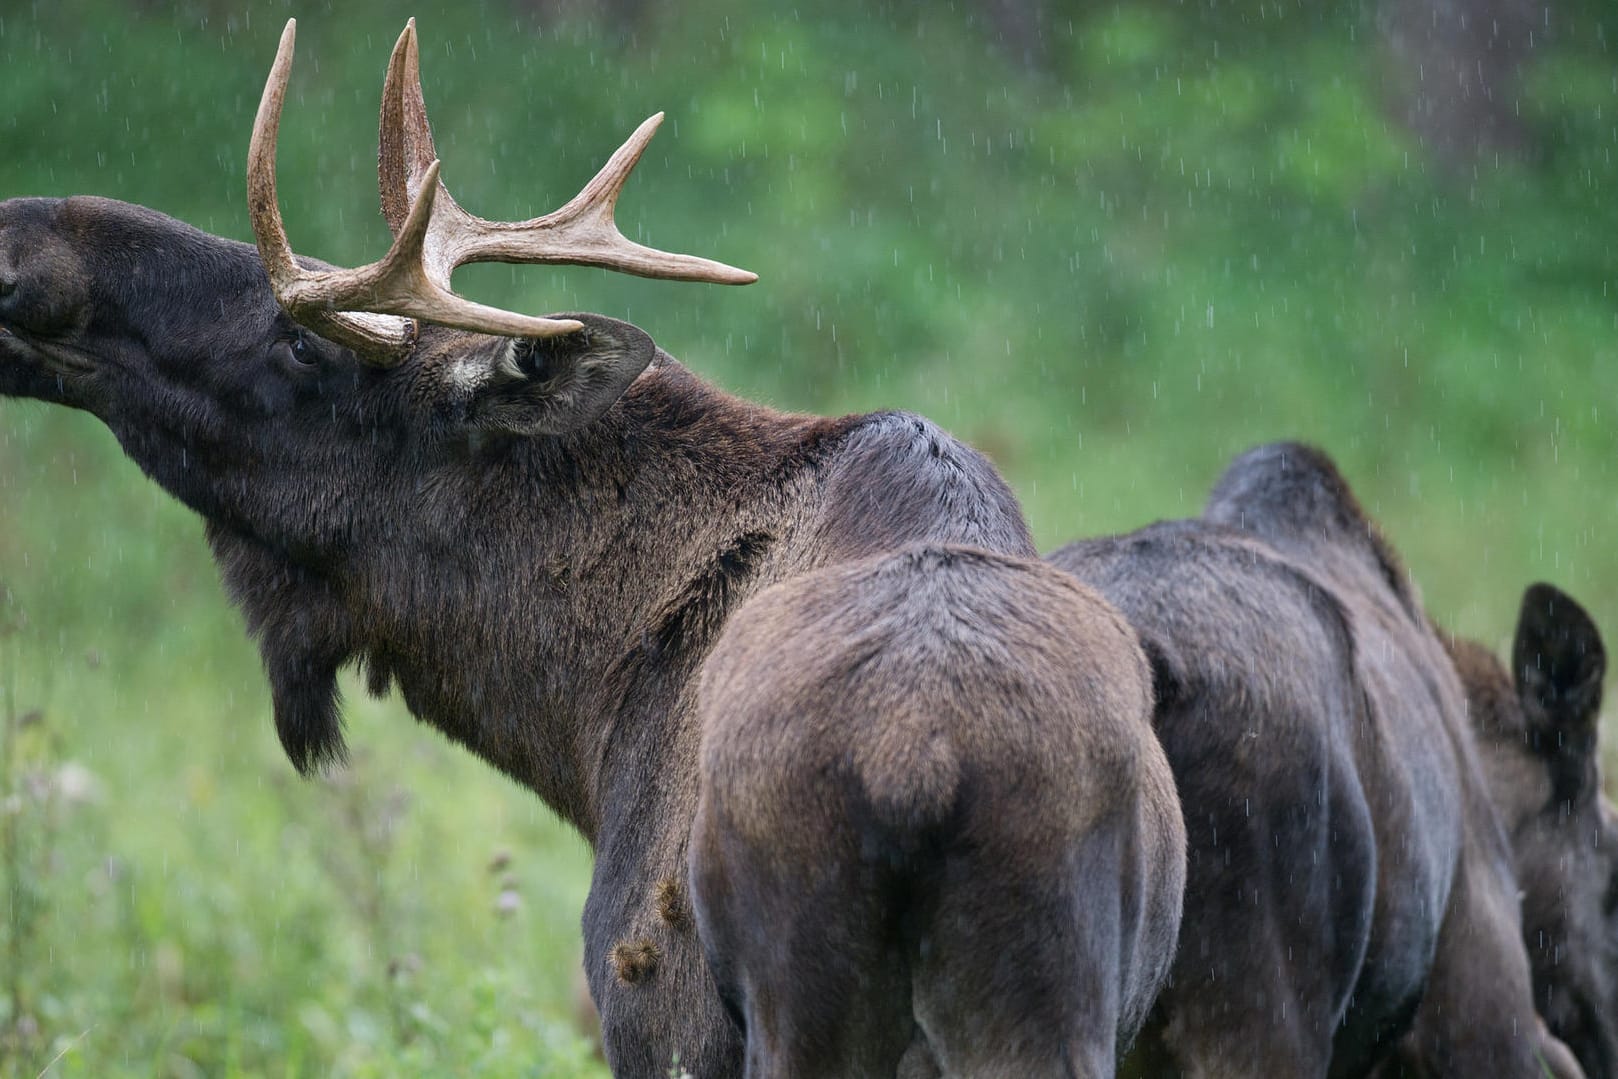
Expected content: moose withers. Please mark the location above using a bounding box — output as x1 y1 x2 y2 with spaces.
0 20 1187 1078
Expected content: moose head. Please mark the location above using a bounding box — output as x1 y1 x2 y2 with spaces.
0 20 754 775
1 18 751 530
1449 584 1617 1078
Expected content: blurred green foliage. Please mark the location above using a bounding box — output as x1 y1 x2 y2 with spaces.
0 0 1615 1073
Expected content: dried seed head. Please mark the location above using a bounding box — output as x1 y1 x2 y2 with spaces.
610 938 660 985
653 877 689 931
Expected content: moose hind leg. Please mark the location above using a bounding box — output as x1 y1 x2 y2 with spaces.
1396 851 1584 1079
692 819 920 1079
909 820 1128 1079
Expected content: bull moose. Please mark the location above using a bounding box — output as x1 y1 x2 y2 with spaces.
0 19 1187 1077
1051 442 1582 1077
691 545 1185 1077
1445 585 1616 1078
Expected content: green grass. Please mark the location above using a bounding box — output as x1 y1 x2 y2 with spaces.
2 0 1616 1073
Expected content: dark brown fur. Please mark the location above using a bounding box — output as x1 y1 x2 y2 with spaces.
1051 442 1581 1078
0 194 1043 1077
690 545 1186 1078
1445 586 1616 1079
1204 445 1579 1078
1054 519 1381 1077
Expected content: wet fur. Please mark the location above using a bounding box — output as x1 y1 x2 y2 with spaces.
1445 586 1618 1079
1052 442 1582 1078
0 195 1056 1077
1054 520 1380 1076
1204 445 1579 1078
691 546 1186 1078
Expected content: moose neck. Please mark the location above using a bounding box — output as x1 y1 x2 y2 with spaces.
208 358 858 845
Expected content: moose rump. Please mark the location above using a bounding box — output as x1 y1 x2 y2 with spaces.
690 545 1186 1078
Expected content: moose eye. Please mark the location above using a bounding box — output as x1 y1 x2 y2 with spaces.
272 332 319 372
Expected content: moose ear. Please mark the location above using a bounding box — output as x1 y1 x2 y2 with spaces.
471 313 656 436
1513 582 1606 797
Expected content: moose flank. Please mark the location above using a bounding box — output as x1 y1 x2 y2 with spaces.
0 19 1187 1079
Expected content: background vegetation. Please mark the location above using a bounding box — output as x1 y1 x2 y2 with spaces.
0 0 1614 1073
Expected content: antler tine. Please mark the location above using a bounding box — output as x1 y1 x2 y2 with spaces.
249 19 419 363
246 20 300 290
445 113 761 286
378 18 481 289
379 18 464 236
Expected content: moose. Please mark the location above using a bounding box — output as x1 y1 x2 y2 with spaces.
0 19 1188 1077
691 545 1185 1077
1052 442 1584 1077
1444 585 1617 1078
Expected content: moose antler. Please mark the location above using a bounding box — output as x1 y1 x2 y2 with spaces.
377 20 756 288
248 19 757 366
